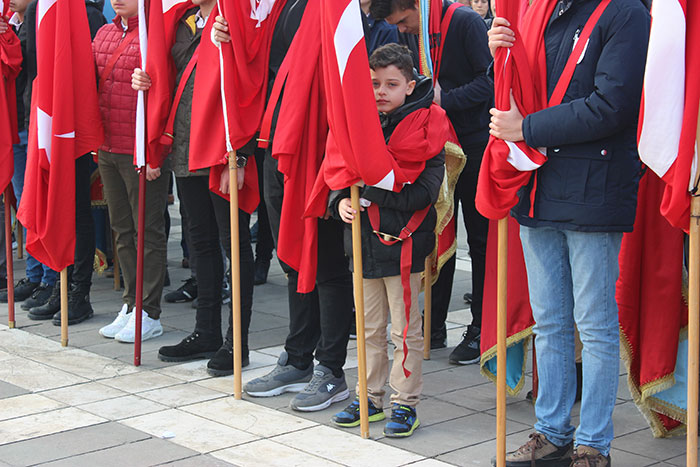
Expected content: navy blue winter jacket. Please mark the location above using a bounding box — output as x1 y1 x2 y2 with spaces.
512 0 650 232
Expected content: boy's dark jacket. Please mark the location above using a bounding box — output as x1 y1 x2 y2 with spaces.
513 0 650 232
329 75 445 279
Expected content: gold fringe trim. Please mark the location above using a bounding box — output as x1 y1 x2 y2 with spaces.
619 327 687 438
93 249 108 275
479 326 534 397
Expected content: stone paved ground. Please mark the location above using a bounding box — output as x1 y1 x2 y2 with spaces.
0 202 693 466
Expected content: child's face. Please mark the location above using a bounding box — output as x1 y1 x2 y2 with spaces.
370 65 416 114
111 0 138 20
471 0 489 18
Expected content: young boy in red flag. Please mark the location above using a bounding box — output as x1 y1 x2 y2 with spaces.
329 44 447 438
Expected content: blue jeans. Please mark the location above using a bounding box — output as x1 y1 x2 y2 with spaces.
13 129 57 286
519 226 622 456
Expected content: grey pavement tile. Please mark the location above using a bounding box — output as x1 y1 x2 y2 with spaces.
0 422 149 466
155 454 235 467
433 382 526 413
664 451 700 466
0 380 29 399
612 401 656 438
37 437 200 467
379 413 530 458
435 434 531 466
248 326 290 351
422 367 490 397
248 312 289 333
608 448 660 467
613 429 688 462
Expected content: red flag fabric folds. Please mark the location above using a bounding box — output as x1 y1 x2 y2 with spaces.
18 0 103 271
190 1 286 213
637 0 700 232
475 0 551 220
0 19 22 192
617 171 687 437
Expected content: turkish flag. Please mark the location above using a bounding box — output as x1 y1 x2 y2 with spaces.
17 0 103 272
637 0 700 233
134 0 191 168
0 14 22 193
190 1 286 213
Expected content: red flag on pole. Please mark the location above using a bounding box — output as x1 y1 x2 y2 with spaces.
190 1 286 213
637 0 700 233
17 0 103 272
0 11 22 192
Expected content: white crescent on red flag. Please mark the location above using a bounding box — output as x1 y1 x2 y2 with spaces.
638 0 700 232
17 0 102 271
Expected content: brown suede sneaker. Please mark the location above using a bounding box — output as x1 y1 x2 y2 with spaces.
570 445 611 467
492 432 573 466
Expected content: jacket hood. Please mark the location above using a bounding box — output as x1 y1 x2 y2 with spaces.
380 72 434 137
86 0 105 11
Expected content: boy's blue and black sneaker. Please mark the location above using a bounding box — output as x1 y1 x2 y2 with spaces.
332 397 386 427
383 404 420 438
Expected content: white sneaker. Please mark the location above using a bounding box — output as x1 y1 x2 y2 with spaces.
114 310 163 343
99 304 131 339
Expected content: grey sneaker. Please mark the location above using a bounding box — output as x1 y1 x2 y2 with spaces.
244 351 313 397
289 365 349 412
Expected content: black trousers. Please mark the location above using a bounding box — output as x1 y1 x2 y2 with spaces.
177 175 254 352
264 150 353 373
254 148 274 263
69 153 96 292
431 142 489 338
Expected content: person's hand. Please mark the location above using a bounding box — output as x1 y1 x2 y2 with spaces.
488 17 515 58
131 68 152 91
0 17 9 34
489 92 524 142
220 166 230 194
145 163 161 181
212 15 231 44
433 81 442 107
338 198 363 224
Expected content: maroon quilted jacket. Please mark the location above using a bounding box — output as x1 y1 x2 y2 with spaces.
93 16 140 155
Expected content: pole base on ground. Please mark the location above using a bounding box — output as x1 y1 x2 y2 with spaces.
8 321 15 329
61 339 68 347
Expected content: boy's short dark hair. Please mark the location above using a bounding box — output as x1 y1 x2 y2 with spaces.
369 44 414 82
370 0 415 20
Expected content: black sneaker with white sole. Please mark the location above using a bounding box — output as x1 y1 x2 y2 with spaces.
164 278 197 303
449 324 481 365
289 365 349 412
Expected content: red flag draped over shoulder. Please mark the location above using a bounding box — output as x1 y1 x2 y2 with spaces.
139 0 191 168
17 0 103 271
190 0 286 213
637 0 700 233
0 8 22 192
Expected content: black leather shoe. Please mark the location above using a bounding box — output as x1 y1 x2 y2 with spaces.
0 278 40 303
22 282 53 310
158 332 222 362
52 286 93 326
254 259 270 285
28 283 60 320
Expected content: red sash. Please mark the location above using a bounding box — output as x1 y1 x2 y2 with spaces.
99 28 139 91
368 203 431 377
528 0 613 215
160 49 199 144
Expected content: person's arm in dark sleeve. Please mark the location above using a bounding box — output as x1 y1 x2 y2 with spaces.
22 0 36 129
439 16 493 112
522 6 650 148
362 150 445 212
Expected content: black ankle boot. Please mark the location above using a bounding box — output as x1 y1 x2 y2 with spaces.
207 339 249 377
254 259 270 285
28 283 60 320
52 285 93 326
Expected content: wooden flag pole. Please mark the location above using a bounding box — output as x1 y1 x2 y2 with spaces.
133 168 147 366
60 268 68 346
496 217 508 467
351 184 370 439
686 114 700 467
229 152 243 400
16 219 23 259
5 188 15 328
423 256 432 359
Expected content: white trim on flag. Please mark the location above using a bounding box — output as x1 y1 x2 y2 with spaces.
37 108 53 162
134 0 148 168
334 0 364 85
506 141 543 172
37 0 57 28
372 170 396 191
638 0 686 180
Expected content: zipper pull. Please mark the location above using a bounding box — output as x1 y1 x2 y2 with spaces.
572 28 581 48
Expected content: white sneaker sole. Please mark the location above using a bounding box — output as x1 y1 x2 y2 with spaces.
291 388 350 412
245 381 309 398
115 327 164 343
